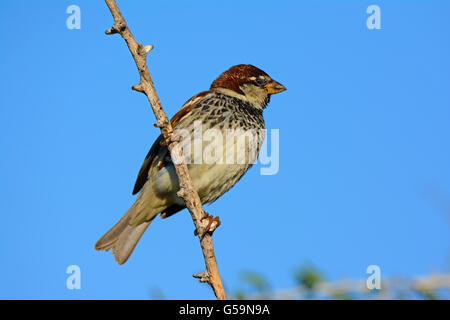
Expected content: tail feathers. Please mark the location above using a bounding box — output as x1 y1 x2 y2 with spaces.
95 209 153 265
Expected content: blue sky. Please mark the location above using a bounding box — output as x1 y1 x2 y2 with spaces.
0 0 449 299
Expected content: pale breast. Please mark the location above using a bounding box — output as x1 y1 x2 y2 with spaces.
153 93 266 204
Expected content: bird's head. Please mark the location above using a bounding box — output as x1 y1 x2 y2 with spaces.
210 64 286 110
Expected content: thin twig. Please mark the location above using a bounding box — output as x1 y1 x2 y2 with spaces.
103 0 227 300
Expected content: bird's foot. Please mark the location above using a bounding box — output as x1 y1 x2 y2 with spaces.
194 212 221 238
160 130 182 146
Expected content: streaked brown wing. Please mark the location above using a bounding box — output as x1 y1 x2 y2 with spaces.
132 134 164 195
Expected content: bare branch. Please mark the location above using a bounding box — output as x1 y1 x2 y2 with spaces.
104 0 227 300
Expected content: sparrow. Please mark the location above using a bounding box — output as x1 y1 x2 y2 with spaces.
95 64 286 264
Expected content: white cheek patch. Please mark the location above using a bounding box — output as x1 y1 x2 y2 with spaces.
240 84 268 109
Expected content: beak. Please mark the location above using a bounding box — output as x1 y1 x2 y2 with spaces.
265 80 286 95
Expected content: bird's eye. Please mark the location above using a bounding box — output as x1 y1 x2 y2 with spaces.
256 78 264 85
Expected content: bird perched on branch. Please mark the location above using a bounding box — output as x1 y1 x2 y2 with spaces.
95 64 286 264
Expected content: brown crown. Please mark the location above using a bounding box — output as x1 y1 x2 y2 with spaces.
210 64 269 94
